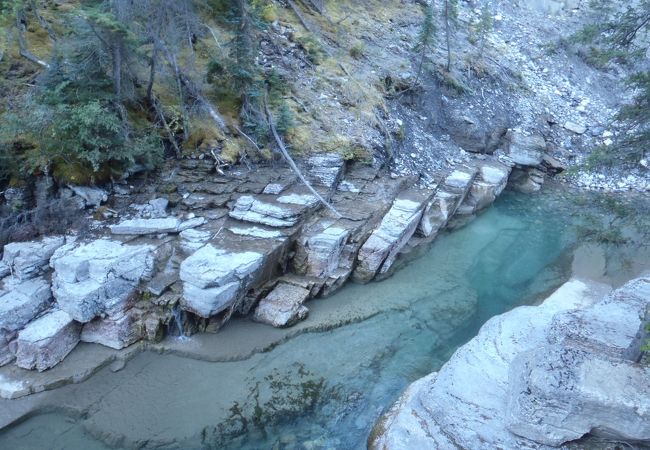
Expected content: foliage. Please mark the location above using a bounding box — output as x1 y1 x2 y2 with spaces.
474 5 493 58
574 1 650 167
411 3 436 88
350 41 365 59
642 324 650 353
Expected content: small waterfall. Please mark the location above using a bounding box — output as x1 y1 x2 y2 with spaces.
171 304 189 341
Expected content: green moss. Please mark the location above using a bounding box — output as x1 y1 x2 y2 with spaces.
294 33 325 65
52 161 113 185
220 139 242 163
260 4 278 23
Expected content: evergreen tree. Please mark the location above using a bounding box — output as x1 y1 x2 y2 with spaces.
476 4 492 60
412 3 437 87
443 0 459 71
576 1 650 166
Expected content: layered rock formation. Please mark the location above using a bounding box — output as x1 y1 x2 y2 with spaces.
0 149 547 373
370 275 650 449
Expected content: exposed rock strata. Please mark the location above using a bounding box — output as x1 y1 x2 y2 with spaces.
0 154 526 370
15 309 81 372
50 239 155 323
370 276 650 449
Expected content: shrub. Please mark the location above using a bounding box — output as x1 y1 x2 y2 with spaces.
350 42 365 60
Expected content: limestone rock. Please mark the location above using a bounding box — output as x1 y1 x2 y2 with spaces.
509 167 545 193
306 154 345 190
227 226 284 239
0 277 52 333
276 193 319 207
68 185 108 208
130 198 169 218
81 310 143 350
507 347 650 446
354 192 430 283
179 244 265 318
110 217 182 235
0 331 15 366
459 161 511 215
180 228 212 253
50 239 155 322
507 132 546 167
374 275 650 449
253 283 310 328
15 309 81 371
229 196 304 228
302 227 350 277
564 121 587 134
182 282 241 318
417 167 477 238
1 236 65 280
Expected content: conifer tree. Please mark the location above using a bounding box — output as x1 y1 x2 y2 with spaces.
577 1 650 165
443 0 459 71
412 3 437 87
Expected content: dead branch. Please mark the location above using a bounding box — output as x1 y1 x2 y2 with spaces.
30 0 57 42
151 94 182 159
287 0 313 33
16 9 50 68
264 94 341 218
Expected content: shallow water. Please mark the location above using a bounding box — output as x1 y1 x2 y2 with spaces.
1 187 649 450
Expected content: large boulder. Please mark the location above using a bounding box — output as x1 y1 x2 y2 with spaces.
507 276 650 445
506 132 546 167
507 347 650 446
80 309 143 350
50 239 155 322
15 309 81 371
1 236 65 281
179 244 265 318
0 277 53 367
253 282 311 328
0 277 53 334
370 279 614 450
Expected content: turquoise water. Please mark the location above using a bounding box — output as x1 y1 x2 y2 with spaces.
1 187 648 450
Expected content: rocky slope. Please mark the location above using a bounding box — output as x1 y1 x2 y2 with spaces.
370 275 650 449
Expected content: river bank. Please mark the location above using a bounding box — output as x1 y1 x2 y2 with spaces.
1 184 649 449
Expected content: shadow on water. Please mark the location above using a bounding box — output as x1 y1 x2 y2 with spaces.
1 186 649 450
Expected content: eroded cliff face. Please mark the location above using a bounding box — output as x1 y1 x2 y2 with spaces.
370 275 650 450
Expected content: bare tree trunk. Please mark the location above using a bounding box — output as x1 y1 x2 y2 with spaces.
29 0 57 42
151 95 182 159
146 42 159 102
264 94 341 218
287 0 313 33
112 42 123 100
160 40 227 132
15 9 50 68
445 0 452 71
